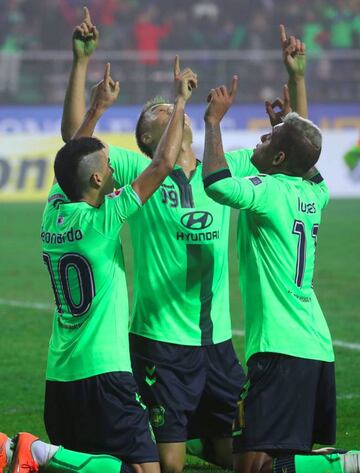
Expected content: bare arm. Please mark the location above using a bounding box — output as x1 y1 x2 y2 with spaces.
280 24 308 119
73 63 120 139
279 25 323 179
52 63 119 185
202 76 238 179
132 57 197 204
61 7 99 142
265 26 308 127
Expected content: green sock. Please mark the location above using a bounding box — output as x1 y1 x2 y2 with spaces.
274 454 345 473
295 454 344 473
45 447 122 473
186 439 204 458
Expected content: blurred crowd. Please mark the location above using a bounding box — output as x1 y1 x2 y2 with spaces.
0 0 359 104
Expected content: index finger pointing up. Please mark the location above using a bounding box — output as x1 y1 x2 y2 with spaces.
229 75 238 100
104 62 111 83
83 6 93 26
174 55 180 77
279 24 287 45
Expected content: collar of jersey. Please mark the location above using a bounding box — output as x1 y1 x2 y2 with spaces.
173 159 201 170
271 173 303 181
61 200 99 210
172 160 201 182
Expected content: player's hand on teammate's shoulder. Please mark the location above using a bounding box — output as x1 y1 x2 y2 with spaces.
204 75 238 125
173 55 198 103
280 24 306 78
265 84 292 127
90 63 120 112
72 6 99 61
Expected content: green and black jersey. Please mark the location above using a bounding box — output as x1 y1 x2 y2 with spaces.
204 170 334 362
109 146 257 346
42 183 141 381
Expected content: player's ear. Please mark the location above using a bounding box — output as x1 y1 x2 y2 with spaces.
141 132 153 148
272 151 285 167
90 172 102 189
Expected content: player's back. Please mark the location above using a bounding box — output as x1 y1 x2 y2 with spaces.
41 183 141 382
237 173 334 363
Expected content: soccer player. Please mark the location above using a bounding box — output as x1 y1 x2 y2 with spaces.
201 42 360 473
41 57 196 473
61 8 258 472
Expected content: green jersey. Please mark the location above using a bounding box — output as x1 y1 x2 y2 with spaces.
41 183 141 381
109 146 257 345
205 170 334 363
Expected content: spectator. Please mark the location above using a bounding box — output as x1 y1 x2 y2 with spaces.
133 5 171 65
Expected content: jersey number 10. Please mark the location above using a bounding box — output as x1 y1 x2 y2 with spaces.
43 252 95 316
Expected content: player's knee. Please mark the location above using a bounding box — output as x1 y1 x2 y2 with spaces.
131 462 161 473
161 452 185 473
234 452 272 473
160 458 184 473
158 443 186 473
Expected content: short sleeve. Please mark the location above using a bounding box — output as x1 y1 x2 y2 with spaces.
105 185 142 226
307 173 330 209
204 170 275 214
109 145 149 187
225 148 258 178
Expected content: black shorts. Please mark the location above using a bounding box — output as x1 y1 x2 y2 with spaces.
233 353 336 454
130 334 246 443
44 371 159 464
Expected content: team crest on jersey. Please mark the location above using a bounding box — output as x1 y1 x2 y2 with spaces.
150 405 165 428
57 216 64 225
247 176 262 186
107 189 123 199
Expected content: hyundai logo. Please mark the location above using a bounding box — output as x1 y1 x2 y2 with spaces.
180 211 213 230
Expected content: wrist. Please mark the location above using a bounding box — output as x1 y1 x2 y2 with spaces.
204 117 220 126
88 102 106 118
73 55 90 66
174 96 186 107
288 73 305 83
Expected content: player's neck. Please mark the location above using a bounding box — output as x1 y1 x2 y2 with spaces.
79 191 104 208
175 143 197 178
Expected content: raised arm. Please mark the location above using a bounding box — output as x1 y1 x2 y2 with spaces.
202 76 238 179
61 6 99 142
132 56 197 204
73 63 120 139
265 26 307 126
280 24 308 118
52 63 119 185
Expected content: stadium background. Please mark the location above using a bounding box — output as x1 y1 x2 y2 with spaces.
0 0 359 464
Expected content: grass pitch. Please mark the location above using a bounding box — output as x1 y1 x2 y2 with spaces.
0 200 359 465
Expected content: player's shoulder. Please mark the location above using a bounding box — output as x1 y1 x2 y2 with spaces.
244 174 268 185
239 174 276 193
104 185 142 213
303 174 330 207
45 183 68 209
108 144 148 162
225 147 253 160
